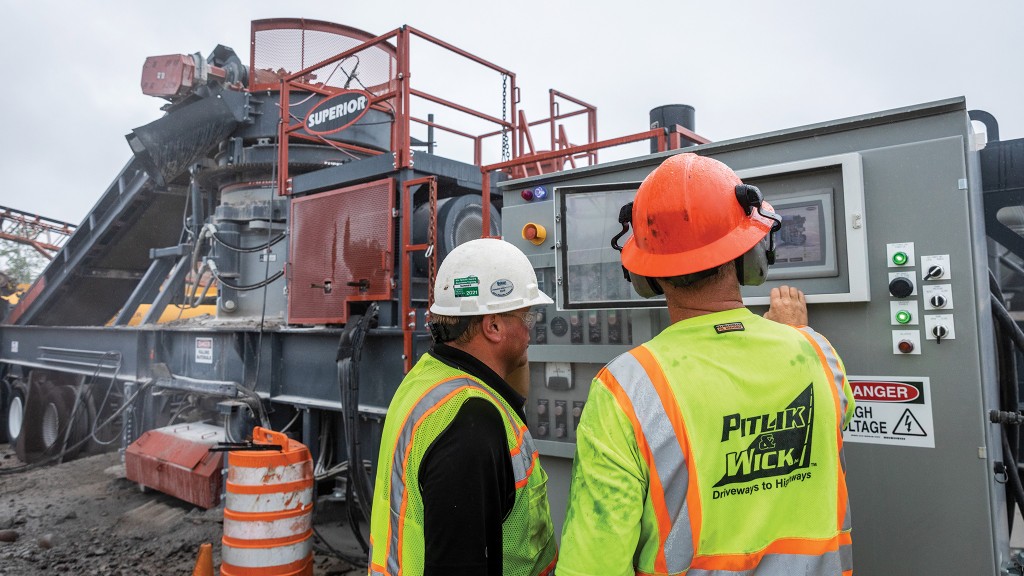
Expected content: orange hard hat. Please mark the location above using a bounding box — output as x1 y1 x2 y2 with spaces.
620 153 776 278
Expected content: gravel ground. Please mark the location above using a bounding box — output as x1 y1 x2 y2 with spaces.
0 444 366 575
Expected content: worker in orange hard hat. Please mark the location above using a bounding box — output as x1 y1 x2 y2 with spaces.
557 152 856 576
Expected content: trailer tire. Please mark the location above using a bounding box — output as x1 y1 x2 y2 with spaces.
4 380 25 446
39 386 90 460
0 379 9 444
12 380 46 463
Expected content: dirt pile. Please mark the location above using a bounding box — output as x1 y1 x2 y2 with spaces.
0 445 364 575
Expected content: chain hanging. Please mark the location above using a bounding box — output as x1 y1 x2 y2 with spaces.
501 74 510 162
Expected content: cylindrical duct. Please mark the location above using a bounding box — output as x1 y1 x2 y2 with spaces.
649 104 696 153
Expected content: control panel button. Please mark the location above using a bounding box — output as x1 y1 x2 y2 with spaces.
892 251 909 266
555 425 566 438
892 330 921 355
521 222 547 245
895 310 912 324
889 276 914 298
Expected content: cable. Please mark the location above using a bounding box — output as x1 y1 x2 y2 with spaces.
206 262 283 292
210 230 286 253
336 302 379 553
312 524 367 568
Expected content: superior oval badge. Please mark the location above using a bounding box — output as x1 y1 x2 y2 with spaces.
304 90 372 136
851 381 920 403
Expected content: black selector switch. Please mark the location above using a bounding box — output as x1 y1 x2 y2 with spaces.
550 316 568 338
889 276 914 298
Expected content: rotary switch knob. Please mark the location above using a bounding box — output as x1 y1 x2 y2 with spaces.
930 294 947 308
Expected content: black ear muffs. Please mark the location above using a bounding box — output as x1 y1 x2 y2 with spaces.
736 237 770 286
628 271 663 298
735 184 781 272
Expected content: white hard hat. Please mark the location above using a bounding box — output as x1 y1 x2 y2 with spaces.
430 238 553 316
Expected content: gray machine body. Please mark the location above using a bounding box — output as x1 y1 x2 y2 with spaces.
500 98 1009 575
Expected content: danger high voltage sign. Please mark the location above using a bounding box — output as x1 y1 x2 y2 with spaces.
843 376 934 448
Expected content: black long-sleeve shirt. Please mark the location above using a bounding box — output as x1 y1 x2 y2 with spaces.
419 343 526 576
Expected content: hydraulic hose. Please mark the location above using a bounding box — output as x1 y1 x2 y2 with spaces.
990 272 1024 530
336 302 379 554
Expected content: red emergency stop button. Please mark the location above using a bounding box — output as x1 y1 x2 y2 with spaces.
897 339 915 354
522 223 547 245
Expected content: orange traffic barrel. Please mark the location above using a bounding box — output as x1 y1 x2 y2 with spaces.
221 427 314 575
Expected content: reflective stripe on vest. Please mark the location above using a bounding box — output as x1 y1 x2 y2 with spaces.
797 326 853 537
380 376 539 574
600 337 851 575
599 350 695 574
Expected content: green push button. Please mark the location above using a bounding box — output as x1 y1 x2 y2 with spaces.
895 310 912 324
892 251 909 266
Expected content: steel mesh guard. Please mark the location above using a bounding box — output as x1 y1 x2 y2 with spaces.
251 19 397 95
287 178 395 324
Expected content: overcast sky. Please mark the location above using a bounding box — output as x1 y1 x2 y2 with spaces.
2 0 1022 224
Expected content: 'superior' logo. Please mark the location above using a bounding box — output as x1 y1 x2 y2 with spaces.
713 384 814 487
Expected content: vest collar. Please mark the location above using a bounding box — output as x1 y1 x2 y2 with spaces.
429 343 526 420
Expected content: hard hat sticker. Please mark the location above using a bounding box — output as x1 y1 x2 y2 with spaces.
453 275 479 298
490 279 515 297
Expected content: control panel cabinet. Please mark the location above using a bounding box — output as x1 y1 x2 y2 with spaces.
500 98 1009 575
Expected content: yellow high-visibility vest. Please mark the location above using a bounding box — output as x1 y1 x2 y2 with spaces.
369 353 558 576
559 308 854 576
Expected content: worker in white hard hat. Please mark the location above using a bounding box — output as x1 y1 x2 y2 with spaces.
368 237 558 576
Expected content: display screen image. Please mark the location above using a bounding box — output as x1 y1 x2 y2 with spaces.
774 201 826 268
764 189 838 280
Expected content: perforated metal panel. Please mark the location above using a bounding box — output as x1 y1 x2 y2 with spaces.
288 178 395 324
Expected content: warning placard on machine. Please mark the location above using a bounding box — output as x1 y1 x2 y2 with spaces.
842 376 934 448
195 337 214 365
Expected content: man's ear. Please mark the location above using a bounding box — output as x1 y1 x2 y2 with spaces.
479 313 504 343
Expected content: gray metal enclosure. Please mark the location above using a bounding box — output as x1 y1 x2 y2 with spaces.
500 98 1010 575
